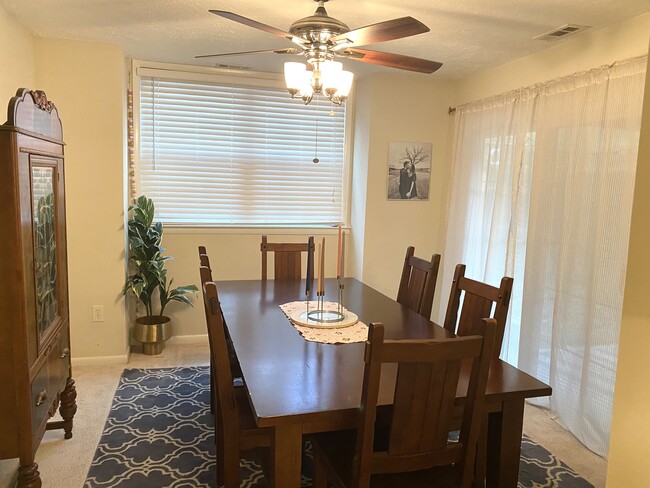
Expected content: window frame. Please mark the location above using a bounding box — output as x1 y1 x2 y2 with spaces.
131 59 354 229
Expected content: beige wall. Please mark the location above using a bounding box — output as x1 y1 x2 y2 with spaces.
0 6 35 105
350 73 455 319
34 39 128 360
606 48 650 487
455 12 650 105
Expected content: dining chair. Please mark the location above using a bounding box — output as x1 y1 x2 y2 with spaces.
203 281 272 487
261 235 315 281
396 246 441 318
442 263 513 485
443 264 513 360
310 318 497 488
198 247 243 415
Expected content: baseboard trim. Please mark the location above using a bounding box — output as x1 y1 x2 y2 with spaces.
70 335 207 366
71 354 129 366
167 334 208 345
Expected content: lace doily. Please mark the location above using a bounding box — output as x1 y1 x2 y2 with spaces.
280 301 369 344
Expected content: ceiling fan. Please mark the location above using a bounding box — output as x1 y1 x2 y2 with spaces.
197 0 442 104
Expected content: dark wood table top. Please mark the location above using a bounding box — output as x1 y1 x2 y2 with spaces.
217 278 552 427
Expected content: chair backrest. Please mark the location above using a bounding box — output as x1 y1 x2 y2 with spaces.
203 282 241 445
198 245 213 288
261 235 315 281
353 319 497 488
198 246 215 336
443 264 513 360
198 245 210 269
396 246 441 318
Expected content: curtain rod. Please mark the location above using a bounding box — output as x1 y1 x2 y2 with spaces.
445 55 646 117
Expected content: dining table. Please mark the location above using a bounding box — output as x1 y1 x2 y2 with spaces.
216 277 552 487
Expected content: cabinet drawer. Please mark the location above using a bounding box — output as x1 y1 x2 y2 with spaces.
50 327 71 394
30 362 51 441
30 329 70 444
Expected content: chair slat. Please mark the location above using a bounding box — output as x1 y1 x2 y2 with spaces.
389 363 418 455
457 293 493 336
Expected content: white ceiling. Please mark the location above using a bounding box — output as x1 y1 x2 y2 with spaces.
2 0 648 79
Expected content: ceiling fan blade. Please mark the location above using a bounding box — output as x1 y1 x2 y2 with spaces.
344 48 442 74
330 17 429 49
196 48 301 60
209 10 304 46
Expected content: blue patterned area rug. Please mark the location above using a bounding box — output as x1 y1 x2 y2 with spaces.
84 367 594 488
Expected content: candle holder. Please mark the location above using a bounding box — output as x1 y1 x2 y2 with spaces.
292 280 357 329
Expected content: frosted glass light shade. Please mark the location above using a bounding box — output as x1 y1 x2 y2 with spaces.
320 61 343 92
298 70 314 97
284 62 307 90
336 70 354 98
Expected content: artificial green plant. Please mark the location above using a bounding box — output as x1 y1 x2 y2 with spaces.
122 195 198 317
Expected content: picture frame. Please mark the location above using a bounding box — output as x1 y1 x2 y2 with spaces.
387 141 432 200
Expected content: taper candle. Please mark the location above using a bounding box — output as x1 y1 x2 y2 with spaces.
337 224 342 279
319 237 325 295
340 231 345 281
316 242 320 294
306 238 312 295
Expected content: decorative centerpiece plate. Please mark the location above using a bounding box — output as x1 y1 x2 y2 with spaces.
290 308 358 329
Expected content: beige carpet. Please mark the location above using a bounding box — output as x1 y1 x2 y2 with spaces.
0 338 607 488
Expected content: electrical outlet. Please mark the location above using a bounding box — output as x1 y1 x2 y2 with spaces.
92 305 105 322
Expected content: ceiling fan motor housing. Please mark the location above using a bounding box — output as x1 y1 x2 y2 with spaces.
289 3 350 62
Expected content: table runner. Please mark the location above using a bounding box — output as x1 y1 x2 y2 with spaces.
280 300 368 344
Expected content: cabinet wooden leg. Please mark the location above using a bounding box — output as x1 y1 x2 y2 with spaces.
59 377 77 439
17 461 41 488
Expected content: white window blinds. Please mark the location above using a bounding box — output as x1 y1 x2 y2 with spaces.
137 74 346 226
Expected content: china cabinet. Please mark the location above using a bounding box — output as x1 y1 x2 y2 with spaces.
0 88 76 488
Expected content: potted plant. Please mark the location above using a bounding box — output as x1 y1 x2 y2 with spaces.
123 195 198 354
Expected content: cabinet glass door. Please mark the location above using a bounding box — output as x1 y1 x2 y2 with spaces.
31 160 58 339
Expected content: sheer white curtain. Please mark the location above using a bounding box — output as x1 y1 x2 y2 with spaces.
441 91 537 365
520 58 646 456
441 56 647 455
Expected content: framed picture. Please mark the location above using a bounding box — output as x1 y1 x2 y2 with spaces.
387 141 432 200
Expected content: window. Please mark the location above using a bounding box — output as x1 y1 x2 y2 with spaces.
133 63 348 226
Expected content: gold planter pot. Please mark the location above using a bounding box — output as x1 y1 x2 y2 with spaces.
133 315 172 355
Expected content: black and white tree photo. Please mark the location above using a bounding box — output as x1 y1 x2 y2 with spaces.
387 141 432 200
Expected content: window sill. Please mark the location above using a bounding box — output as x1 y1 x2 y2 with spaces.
164 225 349 236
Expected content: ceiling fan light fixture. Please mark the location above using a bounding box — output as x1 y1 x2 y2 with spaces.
284 60 353 105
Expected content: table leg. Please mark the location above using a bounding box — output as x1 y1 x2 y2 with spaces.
271 423 303 488
485 399 525 488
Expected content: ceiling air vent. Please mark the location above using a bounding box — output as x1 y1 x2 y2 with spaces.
533 24 590 41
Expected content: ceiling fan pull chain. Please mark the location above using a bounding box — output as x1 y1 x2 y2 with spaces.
313 103 320 164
